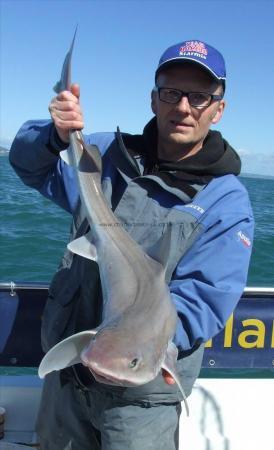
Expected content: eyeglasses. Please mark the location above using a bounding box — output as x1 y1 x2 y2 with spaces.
154 86 223 108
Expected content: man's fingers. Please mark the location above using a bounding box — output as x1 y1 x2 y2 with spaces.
53 118 84 131
50 108 83 129
162 369 176 385
56 90 79 104
50 99 82 113
48 94 84 131
47 84 83 142
51 109 81 121
57 83 80 102
71 83 80 99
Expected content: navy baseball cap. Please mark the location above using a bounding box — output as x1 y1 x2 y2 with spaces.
155 40 226 82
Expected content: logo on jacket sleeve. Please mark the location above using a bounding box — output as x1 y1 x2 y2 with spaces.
185 203 205 214
237 230 251 248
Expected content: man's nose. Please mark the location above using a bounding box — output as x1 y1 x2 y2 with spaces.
175 95 191 114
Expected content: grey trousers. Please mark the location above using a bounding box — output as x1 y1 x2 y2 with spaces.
36 371 182 450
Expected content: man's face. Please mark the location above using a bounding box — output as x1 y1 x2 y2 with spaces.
151 63 225 160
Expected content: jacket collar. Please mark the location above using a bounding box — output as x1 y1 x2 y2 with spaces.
114 118 241 199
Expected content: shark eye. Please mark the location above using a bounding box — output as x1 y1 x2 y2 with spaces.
129 358 139 369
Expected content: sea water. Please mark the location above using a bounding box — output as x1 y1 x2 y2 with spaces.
1 152 274 285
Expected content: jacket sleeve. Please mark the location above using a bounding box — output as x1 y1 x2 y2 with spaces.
9 120 79 214
171 206 254 353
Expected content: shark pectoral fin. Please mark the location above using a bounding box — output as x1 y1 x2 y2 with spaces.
38 330 97 379
162 341 190 417
67 232 98 260
60 148 73 165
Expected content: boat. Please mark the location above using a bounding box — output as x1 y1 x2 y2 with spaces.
0 283 273 449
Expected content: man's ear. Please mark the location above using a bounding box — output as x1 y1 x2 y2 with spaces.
211 100 226 124
151 89 157 115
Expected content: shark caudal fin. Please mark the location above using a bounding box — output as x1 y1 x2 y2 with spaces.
38 330 97 379
162 341 190 416
53 25 78 93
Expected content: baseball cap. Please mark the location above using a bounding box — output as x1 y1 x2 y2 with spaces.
155 40 226 82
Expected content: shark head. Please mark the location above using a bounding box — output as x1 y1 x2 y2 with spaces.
80 327 163 386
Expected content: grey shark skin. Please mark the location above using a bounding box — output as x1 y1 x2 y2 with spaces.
38 29 189 415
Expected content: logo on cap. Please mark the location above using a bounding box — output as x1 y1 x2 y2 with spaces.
179 41 208 60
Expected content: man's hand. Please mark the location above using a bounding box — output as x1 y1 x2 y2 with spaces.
162 369 175 385
48 83 84 144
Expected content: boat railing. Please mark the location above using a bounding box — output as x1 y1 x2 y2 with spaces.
0 282 274 377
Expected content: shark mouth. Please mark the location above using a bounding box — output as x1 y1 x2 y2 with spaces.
86 365 137 387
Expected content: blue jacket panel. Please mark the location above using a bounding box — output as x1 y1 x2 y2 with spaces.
171 176 254 350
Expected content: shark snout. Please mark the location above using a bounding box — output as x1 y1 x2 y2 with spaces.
83 358 140 386
80 341 146 386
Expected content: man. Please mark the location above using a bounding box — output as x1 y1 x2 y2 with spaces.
10 40 254 450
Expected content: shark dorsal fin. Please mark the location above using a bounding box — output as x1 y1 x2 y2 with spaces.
83 143 102 174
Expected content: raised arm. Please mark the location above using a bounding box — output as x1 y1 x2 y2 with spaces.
9 84 84 214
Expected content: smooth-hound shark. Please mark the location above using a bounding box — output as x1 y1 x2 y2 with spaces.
38 28 189 415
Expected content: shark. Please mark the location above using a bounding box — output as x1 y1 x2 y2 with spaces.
38 28 189 415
